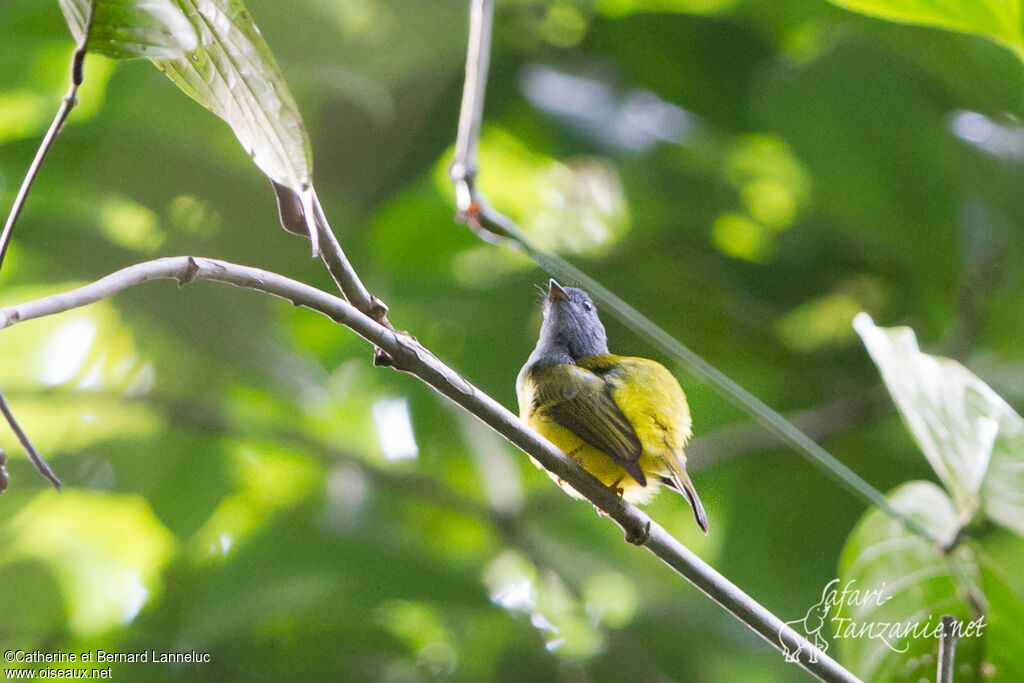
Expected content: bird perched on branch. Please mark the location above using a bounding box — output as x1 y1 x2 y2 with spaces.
517 280 708 534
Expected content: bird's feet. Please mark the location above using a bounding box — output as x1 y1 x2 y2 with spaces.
625 520 651 546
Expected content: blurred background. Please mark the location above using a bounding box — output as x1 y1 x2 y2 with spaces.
2 0 1024 680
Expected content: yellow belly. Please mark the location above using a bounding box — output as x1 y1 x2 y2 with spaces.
526 413 664 505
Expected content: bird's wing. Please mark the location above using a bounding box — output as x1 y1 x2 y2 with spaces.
583 355 706 533
528 363 646 486
582 354 692 449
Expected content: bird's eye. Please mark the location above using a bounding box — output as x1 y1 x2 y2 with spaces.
581 301 592 312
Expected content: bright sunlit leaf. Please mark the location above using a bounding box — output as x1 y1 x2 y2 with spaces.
979 426 1024 538
58 0 198 60
39 317 97 386
724 134 811 230
458 413 523 514
153 0 313 197
375 600 451 652
854 313 1024 523
0 51 115 144
60 0 319 246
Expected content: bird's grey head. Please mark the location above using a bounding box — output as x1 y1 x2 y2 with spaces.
532 279 609 363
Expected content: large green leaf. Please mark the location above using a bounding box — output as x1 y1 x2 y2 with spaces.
58 0 198 60
837 481 984 682
854 313 1024 531
823 0 1024 61
152 0 313 196
57 0 319 248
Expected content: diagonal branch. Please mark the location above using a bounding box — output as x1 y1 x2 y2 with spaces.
446 0 937 546
0 255 857 682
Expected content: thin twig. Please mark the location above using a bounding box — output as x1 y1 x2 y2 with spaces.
271 184 390 325
936 615 958 683
449 0 491 214
446 0 938 546
271 183 392 361
310 192 390 328
0 255 857 682
0 0 98 276
0 388 61 490
686 390 888 470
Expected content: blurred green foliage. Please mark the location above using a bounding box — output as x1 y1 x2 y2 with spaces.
2 0 1024 681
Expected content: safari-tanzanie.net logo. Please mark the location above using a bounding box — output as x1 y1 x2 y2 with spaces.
778 578 986 664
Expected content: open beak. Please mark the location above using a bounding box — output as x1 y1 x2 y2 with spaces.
548 279 570 303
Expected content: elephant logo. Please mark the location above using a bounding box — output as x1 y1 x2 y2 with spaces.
779 579 838 663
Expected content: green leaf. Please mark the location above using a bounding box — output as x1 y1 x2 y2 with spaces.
152 0 317 247
979 425 1024 538
837 481 984 682
854 313 1024 526
980 559 1024 681
58 0 198 60
823 0 1024 62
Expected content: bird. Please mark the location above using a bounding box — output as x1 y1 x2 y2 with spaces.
516 279 708 534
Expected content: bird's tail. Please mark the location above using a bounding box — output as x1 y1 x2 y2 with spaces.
666 461 708 535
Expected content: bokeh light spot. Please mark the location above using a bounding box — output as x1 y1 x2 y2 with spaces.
3 491 175 637
0 91 51 145
373 398 419 461
167 194 222 236
711 213 773 262
436 128 629 255
777 277 886 352
582 571 638 628
540 5 588 48
39 318 97 386
596 0 737 18
742 179 797 229
99 196 165 253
